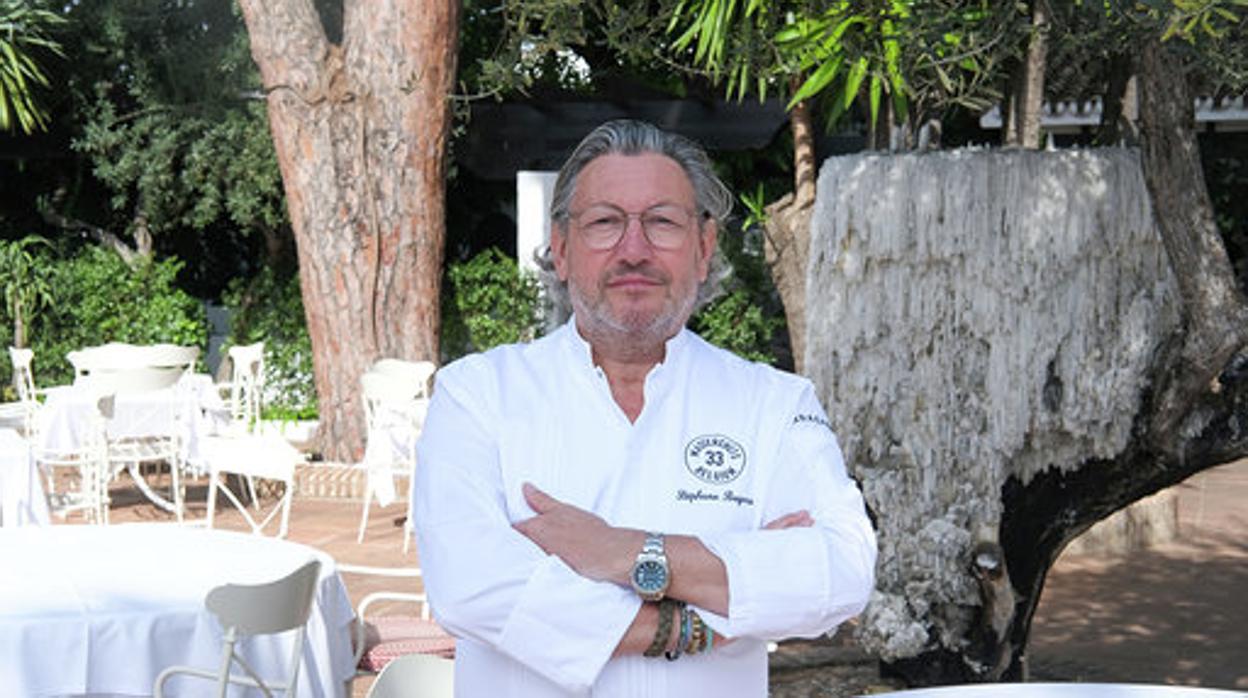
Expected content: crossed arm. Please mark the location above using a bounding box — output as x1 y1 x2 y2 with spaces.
512 482 814 657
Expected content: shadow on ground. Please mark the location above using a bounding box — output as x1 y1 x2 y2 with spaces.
1028 530 1248 689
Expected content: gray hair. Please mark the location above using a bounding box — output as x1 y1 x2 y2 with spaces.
535 119 732 323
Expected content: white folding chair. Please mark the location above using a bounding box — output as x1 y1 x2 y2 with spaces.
338 564 455 682
366 652 454 698
154 558 321 698
203 434 302 537
358 367 431 549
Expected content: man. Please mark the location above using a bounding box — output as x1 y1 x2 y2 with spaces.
412 119 876 696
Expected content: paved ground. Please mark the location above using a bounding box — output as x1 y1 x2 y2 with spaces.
85 457 1248 696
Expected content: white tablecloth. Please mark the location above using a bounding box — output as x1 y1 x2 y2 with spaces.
36 374 228 468
0 428 49 527
0 524 355 697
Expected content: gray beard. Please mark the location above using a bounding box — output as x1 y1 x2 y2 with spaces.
567 281 696 359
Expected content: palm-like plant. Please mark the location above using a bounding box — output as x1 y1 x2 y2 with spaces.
0 0 64 133
0 235 53 349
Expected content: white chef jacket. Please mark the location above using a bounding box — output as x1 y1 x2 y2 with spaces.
411 319 877 697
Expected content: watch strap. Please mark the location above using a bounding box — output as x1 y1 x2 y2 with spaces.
641 531 665 556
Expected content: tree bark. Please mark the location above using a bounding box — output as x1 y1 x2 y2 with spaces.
238 0 458 460
763 96 817 375
1135 39 1248 444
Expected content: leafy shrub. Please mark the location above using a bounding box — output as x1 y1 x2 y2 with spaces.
447 247 542 352
693 289 783 365
691 219 786 366
220 266 316 421
27 247 207 387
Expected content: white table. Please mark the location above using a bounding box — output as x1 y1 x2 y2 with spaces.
37 374 228 467
0 524 355 697
0 428 49 527
864 684 1248 697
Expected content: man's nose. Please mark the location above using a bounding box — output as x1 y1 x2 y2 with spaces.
614 215 654 259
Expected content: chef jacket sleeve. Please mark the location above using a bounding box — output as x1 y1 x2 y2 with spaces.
696 383 877 641
411 357 641 692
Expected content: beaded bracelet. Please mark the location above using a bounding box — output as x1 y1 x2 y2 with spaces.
686 610 706 655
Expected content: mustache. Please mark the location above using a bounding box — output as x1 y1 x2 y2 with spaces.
602 262 669 285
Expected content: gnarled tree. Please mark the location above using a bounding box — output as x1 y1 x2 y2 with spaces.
805 29 1247 683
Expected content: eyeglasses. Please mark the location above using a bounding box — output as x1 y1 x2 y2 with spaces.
569 204 700 250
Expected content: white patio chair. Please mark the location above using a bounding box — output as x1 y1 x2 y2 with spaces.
219 341 265 433
153 558 321 698
358 367 432 549
203 433 303 538
68 342 199 381
44 392 114 524
338 564 455 683
1 347 41 436
208 341 268 514
91 364 189 523
36 364 187 523
366 652 454 698
369 359 436 397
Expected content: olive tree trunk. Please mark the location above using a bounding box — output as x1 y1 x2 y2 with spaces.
1003 0 1050 150
762 97 818 374
238 0 458 460
802 39 1247 685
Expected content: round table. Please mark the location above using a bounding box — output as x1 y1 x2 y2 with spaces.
0 523 355 697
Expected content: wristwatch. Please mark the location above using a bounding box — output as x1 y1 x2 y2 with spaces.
630 532 670 602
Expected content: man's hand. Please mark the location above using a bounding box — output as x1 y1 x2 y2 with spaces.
513 483 642 584
764 510 813 530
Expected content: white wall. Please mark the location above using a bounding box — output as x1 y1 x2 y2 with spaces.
515 171 558 274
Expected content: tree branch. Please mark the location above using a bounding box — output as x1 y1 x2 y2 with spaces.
1137 39 1248 448
38 195 140 267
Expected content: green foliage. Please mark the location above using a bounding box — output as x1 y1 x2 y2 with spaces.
662 0 1020 130
221 267 316 421
0 235 53 347
693 289 782 364
691 197 786 366
1160 0 1245 43
0 0 64 133
22 247 207 387
56 1 287 294
448 248 543 352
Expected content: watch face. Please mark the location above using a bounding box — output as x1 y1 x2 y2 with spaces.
632 559 668 592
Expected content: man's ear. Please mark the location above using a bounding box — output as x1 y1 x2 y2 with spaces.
697 219 718 282
551 225 569 281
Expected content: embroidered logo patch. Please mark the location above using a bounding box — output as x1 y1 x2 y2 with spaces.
684 434 746 485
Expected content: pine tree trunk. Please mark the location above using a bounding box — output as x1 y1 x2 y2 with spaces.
239 0 458 460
